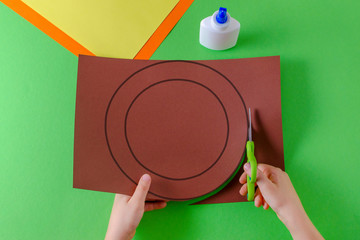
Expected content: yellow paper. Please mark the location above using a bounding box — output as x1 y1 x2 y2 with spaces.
21 0 179 58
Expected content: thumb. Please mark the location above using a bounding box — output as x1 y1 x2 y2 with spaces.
130 174 151 205
244 163 273 193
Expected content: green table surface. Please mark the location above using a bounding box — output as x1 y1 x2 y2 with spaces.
1 0 359 239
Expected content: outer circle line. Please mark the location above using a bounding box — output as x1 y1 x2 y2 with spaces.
104 60 249 201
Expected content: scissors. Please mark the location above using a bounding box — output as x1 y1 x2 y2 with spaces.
246 108 257 201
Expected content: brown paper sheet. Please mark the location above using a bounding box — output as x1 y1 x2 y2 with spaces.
73 55 284 204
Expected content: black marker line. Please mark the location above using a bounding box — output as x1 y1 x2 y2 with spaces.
124 79 229 180
104 60 248 200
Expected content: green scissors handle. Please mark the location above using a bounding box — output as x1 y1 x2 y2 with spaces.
246 140 257 201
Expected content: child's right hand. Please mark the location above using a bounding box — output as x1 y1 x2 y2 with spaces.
239 163 304 224
239 163 324 240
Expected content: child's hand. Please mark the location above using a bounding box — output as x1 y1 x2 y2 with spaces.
239 163 324 240
105 174 167 240
239 163 303 221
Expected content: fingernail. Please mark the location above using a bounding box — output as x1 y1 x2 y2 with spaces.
142 174 151 182
244 162 250 170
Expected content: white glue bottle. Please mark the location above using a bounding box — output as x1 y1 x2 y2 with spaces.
199 7 240 50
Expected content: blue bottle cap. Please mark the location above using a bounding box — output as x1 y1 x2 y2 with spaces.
216 7 228 24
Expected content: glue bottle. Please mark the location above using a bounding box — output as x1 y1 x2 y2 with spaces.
199 7 240 50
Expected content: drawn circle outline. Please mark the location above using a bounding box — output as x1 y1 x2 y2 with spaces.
105 60 248 200
124 79 230 180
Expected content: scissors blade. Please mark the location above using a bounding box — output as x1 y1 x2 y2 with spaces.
248 108 252 141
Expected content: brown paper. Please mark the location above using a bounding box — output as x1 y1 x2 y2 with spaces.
73 55 284 204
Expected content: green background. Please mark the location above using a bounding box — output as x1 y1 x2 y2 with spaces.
1 0 359 239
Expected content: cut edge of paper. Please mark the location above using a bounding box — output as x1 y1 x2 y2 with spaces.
0 0 193 59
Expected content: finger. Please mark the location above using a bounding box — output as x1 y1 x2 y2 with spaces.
144 201 167 212
257 164 281 183
257 163 279 172
130 174 151 205
259 192 264 207
243 162 255 179
240 172 258 187
244 163 274 195
263 201 269 210
254 194 262 207
254 188 263 207
239 183 247 196
239 171 247 184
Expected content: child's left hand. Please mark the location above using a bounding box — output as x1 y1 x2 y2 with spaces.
105 174 167 240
